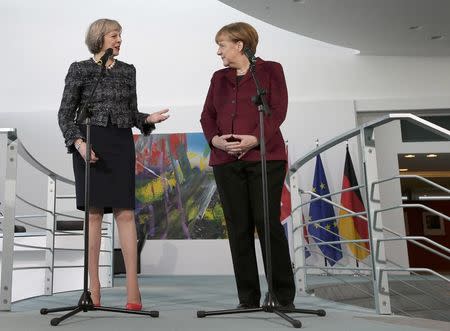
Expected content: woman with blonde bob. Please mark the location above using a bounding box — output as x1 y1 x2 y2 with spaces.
200 22 295 309
58 18 169 310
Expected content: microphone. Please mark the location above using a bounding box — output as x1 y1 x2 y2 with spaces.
243 47 257 65
98 48 113 67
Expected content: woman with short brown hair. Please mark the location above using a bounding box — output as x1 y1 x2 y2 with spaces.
201 22 295 309
58 18 169 310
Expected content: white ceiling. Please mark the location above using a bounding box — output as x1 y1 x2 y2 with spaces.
220 0 450 56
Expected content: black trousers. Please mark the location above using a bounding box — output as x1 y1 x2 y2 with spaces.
213 160 295 306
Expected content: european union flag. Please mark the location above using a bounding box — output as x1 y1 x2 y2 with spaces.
307 155 343 266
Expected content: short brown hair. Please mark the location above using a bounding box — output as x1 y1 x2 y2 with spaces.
85 18 122 54
215 22 259 54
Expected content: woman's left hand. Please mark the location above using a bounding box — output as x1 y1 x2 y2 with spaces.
226 134 259 158
146 108 170 124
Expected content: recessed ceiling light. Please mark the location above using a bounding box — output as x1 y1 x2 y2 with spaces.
426 154 438 158
404 154 415 158
399 168 409 172
409 26 423 31
430 35 444 40
293 0 306 3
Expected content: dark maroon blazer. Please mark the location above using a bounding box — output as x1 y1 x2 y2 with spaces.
200 58 288 166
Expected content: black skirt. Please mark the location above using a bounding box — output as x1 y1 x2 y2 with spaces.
73 124 135 213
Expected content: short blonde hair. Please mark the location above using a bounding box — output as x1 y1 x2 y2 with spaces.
85 18 122 54
215 22 259 54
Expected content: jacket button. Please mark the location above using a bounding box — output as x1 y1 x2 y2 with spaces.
231 100 235 104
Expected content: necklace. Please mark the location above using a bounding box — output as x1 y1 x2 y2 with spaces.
92 57 116 70
236 67 248 76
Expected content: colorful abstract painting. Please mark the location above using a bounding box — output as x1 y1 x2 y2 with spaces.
134 133 227 240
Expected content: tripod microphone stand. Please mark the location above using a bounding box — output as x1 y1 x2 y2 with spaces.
197 56 325 328
40 50 159 326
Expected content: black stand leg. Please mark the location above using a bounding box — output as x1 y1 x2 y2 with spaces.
197 292 325 328
40 60 159 326
41 290 159 326
197 301 326 329
197 59 326 328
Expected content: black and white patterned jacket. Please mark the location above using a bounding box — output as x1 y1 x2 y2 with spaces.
57 59 154 153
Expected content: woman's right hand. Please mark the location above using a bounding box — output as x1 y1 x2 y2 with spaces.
75 140 99 163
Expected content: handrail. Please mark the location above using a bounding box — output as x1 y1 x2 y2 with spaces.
301 190 369 221
4 130 74 185
381 268 450 283
289 113 450 318
293 211 367 229
296 253 436 320
290 113 450 172
0 128 16 134
383 226 450 261
290 127 360 172
371 175 450 202
377 236 450 258
1 128 115 310
15 219 52 233
386 258 450 295
14 243 52 252
295 184 365 209
374 204 450 231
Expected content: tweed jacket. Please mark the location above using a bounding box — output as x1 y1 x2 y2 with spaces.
200 58 288 166
58 59 154 153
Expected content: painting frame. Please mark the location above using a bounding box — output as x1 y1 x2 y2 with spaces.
422 212 445 236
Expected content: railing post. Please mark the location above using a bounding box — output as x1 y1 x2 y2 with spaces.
44 177 56 296
290 172 307 295
360 127 391 315
0 139 18 311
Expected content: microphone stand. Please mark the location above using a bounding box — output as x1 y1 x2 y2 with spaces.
40 59 159 326
197 60 326 328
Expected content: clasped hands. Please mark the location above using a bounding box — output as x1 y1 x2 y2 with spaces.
212 134 259 159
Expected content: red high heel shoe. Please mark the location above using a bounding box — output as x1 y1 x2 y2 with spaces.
90 288 101 307
126 294 142 311
125 302 142 311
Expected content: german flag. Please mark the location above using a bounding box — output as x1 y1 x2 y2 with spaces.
337 146 370 261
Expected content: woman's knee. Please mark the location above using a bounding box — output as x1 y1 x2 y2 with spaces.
114 208 135 222
89 207 104 222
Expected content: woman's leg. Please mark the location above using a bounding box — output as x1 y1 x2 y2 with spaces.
213 162 261 306
88 207 104 305
247 161 295 306
114 208 140 304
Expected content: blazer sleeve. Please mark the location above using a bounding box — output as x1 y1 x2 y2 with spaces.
130 65 155 135
251 62 288 143
200 73 219 145
57 62 85 153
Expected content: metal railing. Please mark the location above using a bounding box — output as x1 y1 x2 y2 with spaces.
0 129 114 311
289 113 450 319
